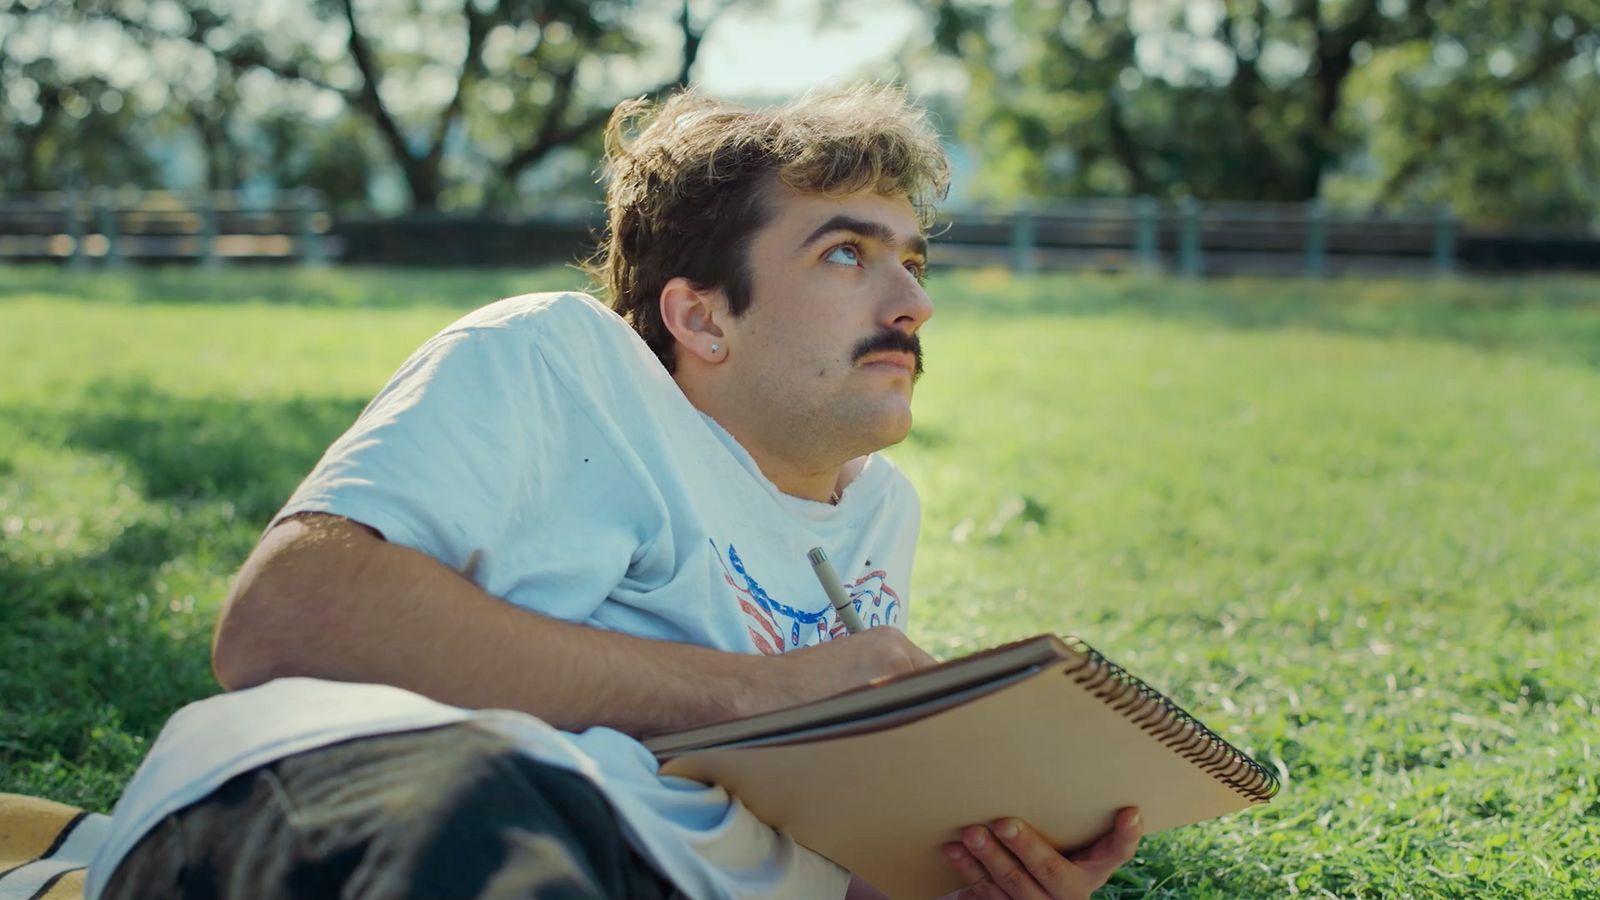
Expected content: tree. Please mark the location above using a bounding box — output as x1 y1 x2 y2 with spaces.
1337 3 1600 226
919 0 1599 222
0 9 163 192
40 0 734 210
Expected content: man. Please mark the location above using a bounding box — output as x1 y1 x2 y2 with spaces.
87 86 1141 899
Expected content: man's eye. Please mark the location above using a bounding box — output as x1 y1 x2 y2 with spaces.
904 260 925 282
824 244 861 266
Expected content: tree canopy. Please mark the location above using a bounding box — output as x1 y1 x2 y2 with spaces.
5 0 729 211
3 0 1595 226
920 0 1599 224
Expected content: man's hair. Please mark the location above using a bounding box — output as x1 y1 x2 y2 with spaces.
588 84 951 371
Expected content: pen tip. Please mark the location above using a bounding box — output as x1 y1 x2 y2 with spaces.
807 547 828 565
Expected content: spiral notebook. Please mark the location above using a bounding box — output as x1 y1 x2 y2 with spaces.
647 634 1279 899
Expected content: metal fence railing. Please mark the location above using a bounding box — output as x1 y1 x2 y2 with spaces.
4 191 1588 276
932 198 1460 278
0 190 336 268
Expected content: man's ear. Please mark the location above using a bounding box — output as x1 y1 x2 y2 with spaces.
659 276 728 365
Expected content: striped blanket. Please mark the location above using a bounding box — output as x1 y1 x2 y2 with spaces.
0 794 110 900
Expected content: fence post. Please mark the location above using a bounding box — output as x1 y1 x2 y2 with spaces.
1010 206 1036 276
1134 195 1158 273
94 189 124 269
1432 205 1456 277
64 189 88 271
1305 200 1326 278
199 193 220 268
296 185 326 262
1178 197 1202 277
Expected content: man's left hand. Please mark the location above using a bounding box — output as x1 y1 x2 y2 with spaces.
942 807 1142 899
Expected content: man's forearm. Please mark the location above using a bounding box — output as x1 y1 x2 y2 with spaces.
213 514 935 736
214 514 763 736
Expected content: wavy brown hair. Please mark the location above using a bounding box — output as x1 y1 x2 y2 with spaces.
588 85 951 371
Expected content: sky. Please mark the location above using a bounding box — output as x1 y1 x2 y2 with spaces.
676 0 926 98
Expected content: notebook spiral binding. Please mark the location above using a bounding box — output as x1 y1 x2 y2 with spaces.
1061 637 1281 803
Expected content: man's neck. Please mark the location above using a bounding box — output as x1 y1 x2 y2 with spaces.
675 364 868 504
720 420 862 504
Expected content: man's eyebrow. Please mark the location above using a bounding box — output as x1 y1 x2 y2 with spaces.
799 215 928 259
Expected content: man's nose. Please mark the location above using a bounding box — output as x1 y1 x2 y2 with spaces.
884 270 934 334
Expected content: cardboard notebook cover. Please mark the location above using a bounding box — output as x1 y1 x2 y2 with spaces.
648 635 1279 899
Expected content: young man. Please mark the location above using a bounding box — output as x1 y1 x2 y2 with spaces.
87 86 1141 899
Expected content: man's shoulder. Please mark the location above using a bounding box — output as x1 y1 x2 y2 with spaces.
429 291 661 376
447 291 628 339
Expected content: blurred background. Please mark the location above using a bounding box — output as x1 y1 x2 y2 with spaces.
2 0 1597 274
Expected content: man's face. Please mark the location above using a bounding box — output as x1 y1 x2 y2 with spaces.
714 182 933 465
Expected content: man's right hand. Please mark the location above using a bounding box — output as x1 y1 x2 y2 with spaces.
748 625 939 714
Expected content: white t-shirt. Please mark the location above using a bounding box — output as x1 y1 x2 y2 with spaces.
86 292 922 899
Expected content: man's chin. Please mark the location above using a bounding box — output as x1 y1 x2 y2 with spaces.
862 405 915 451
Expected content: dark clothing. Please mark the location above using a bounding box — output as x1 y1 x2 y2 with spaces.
101 722 678 900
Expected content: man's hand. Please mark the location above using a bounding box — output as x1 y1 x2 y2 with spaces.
750 625 938 713
941 808 1142 900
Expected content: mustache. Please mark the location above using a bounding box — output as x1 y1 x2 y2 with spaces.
851 330 924 379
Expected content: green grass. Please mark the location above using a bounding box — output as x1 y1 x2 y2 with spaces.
3 265 1598 897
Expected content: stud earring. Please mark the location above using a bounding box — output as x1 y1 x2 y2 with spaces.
710 343 720 353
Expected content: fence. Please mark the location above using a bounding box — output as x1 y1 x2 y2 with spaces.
1 191 1592 275
0 190 336 267
934 198 1460 277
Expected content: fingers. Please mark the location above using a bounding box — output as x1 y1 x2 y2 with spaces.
1065 807 1143 885
942 842 1001 898
990 818 1076 893
853 626 938 676
941 810 1143 900
773 627 936 705
948 824 1051 900
897 631 939 669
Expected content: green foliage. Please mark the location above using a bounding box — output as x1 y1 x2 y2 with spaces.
928 0 1600 224
1331 19 1600 226
3 266 1599 895
258 114 391 211
0 57 162 192
10 0 707 210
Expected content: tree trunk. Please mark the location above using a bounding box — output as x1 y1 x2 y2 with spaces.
21 88 61 191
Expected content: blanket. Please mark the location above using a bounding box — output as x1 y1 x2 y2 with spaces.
0 794 110 900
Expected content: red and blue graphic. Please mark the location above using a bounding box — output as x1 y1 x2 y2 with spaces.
712 540 902 655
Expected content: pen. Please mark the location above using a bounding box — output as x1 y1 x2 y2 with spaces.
807 547 866 634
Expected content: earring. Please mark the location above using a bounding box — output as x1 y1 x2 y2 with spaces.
710 343 720 353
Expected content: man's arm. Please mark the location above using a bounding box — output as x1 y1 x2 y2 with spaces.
213 513 935 736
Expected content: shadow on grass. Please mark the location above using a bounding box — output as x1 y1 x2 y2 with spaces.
1 382 371 807
0 264 590 309
0 519 220 810
12 379 368 523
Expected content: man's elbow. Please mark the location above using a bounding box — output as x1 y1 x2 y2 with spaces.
212 580 297 691
212 514 380 691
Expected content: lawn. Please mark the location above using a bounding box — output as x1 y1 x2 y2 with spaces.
2 266 1597 897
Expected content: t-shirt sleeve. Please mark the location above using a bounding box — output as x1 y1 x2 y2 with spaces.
273 323 567 572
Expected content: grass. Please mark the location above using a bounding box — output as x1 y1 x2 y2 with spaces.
3 265 1598 897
